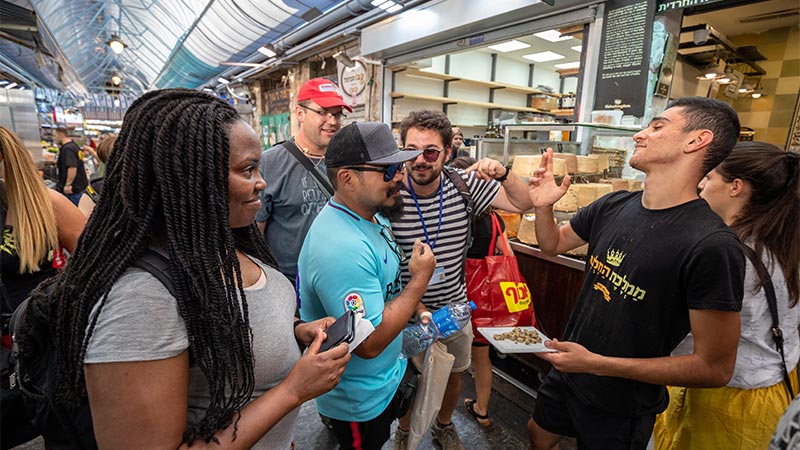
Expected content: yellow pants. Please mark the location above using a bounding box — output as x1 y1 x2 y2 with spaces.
654 369 798 450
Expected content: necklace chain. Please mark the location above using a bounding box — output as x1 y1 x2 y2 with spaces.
295 139 324 168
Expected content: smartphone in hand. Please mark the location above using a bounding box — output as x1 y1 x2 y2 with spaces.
319 310 356 352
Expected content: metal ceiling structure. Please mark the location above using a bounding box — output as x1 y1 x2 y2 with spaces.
0 0 382 97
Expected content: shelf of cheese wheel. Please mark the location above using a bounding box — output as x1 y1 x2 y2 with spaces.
553 183 613 212
517 215 591 256
511 155 568 178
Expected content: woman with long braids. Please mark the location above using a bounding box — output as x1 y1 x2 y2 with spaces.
19 89 350 449
655 142 800 449
1 127 85 448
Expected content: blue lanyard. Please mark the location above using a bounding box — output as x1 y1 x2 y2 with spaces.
407 173 443 249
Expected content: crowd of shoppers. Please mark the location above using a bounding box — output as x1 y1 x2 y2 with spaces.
2 85 798 450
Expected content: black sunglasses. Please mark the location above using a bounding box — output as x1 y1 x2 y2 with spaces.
343 163 405 182
380 225 407 263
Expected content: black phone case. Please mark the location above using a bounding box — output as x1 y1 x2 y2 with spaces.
319 310 355 352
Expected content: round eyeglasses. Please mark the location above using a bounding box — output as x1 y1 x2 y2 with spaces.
403 147 444 163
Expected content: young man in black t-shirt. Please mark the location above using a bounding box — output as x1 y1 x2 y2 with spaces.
54 127 88 206
526 97 745 450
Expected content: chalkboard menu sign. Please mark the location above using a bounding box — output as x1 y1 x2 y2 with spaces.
594 0 656 117
265 87 291 115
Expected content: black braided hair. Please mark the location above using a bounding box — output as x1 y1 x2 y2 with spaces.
20 88 276 444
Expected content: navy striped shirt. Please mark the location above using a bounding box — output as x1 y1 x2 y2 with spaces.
392 168 500 310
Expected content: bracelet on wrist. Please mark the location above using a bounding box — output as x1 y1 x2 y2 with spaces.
495 164 512 183
293 319 307 351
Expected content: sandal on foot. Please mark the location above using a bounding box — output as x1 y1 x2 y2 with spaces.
464 398 491 427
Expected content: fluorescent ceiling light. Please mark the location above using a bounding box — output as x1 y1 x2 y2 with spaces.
371 0 388 5
554 61 580 69
488 40 530 53
258 45 277 58
203 88 214 93
18 86 25 90
217 77 230 84
571 45 582 52
534 30 572 43
523 51 565 62
378 0 396 10
5 82 18 89
387 3 403 12
0 80 8 85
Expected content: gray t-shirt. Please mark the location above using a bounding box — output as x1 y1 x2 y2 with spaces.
85 257 301 450
255 142 330 282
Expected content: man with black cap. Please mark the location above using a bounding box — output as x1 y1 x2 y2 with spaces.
298 122 436 450
256 78 353 284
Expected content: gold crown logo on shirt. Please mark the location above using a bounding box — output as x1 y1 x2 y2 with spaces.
606 249 626 267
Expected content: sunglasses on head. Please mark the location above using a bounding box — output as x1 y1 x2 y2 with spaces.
403 147 445 163
343 162 405 182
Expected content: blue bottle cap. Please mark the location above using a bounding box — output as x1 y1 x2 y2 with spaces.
468 301 476 310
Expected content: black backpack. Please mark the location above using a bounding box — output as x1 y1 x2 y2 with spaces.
442 166 475 284
9 249 177 450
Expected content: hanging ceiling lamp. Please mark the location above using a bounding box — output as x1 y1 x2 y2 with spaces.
111 72 123 86
106 34 127 54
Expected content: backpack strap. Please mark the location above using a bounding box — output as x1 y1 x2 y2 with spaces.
742 244 795 400
282 140 334 198
442 167 474 285
132 249 177 298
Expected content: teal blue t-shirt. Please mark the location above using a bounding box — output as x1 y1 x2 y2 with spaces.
298 200 406 422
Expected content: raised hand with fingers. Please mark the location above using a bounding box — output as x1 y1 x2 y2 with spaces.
528 148 572 209
283 327 351 403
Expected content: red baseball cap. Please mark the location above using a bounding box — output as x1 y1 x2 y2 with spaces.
298 78 353 112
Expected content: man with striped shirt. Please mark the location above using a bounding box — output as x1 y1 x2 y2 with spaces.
391 110 536 450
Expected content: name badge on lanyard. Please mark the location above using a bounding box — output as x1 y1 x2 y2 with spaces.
429 265 447 286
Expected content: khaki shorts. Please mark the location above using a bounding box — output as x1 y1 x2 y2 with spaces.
440 325 473 373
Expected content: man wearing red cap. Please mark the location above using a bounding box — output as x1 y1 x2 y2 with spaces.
256 78 353 284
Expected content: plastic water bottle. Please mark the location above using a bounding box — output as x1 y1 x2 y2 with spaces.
401 322 438 358
401 301 476 358
432 301 476 339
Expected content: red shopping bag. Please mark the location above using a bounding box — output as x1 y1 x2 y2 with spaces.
466 213 536 344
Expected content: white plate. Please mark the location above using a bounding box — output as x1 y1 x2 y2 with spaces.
478 326 557 353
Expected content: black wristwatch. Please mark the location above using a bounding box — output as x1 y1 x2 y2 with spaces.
495 164 512 183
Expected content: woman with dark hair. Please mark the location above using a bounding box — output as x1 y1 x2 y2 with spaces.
18 89 350 449
655 142 800 449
